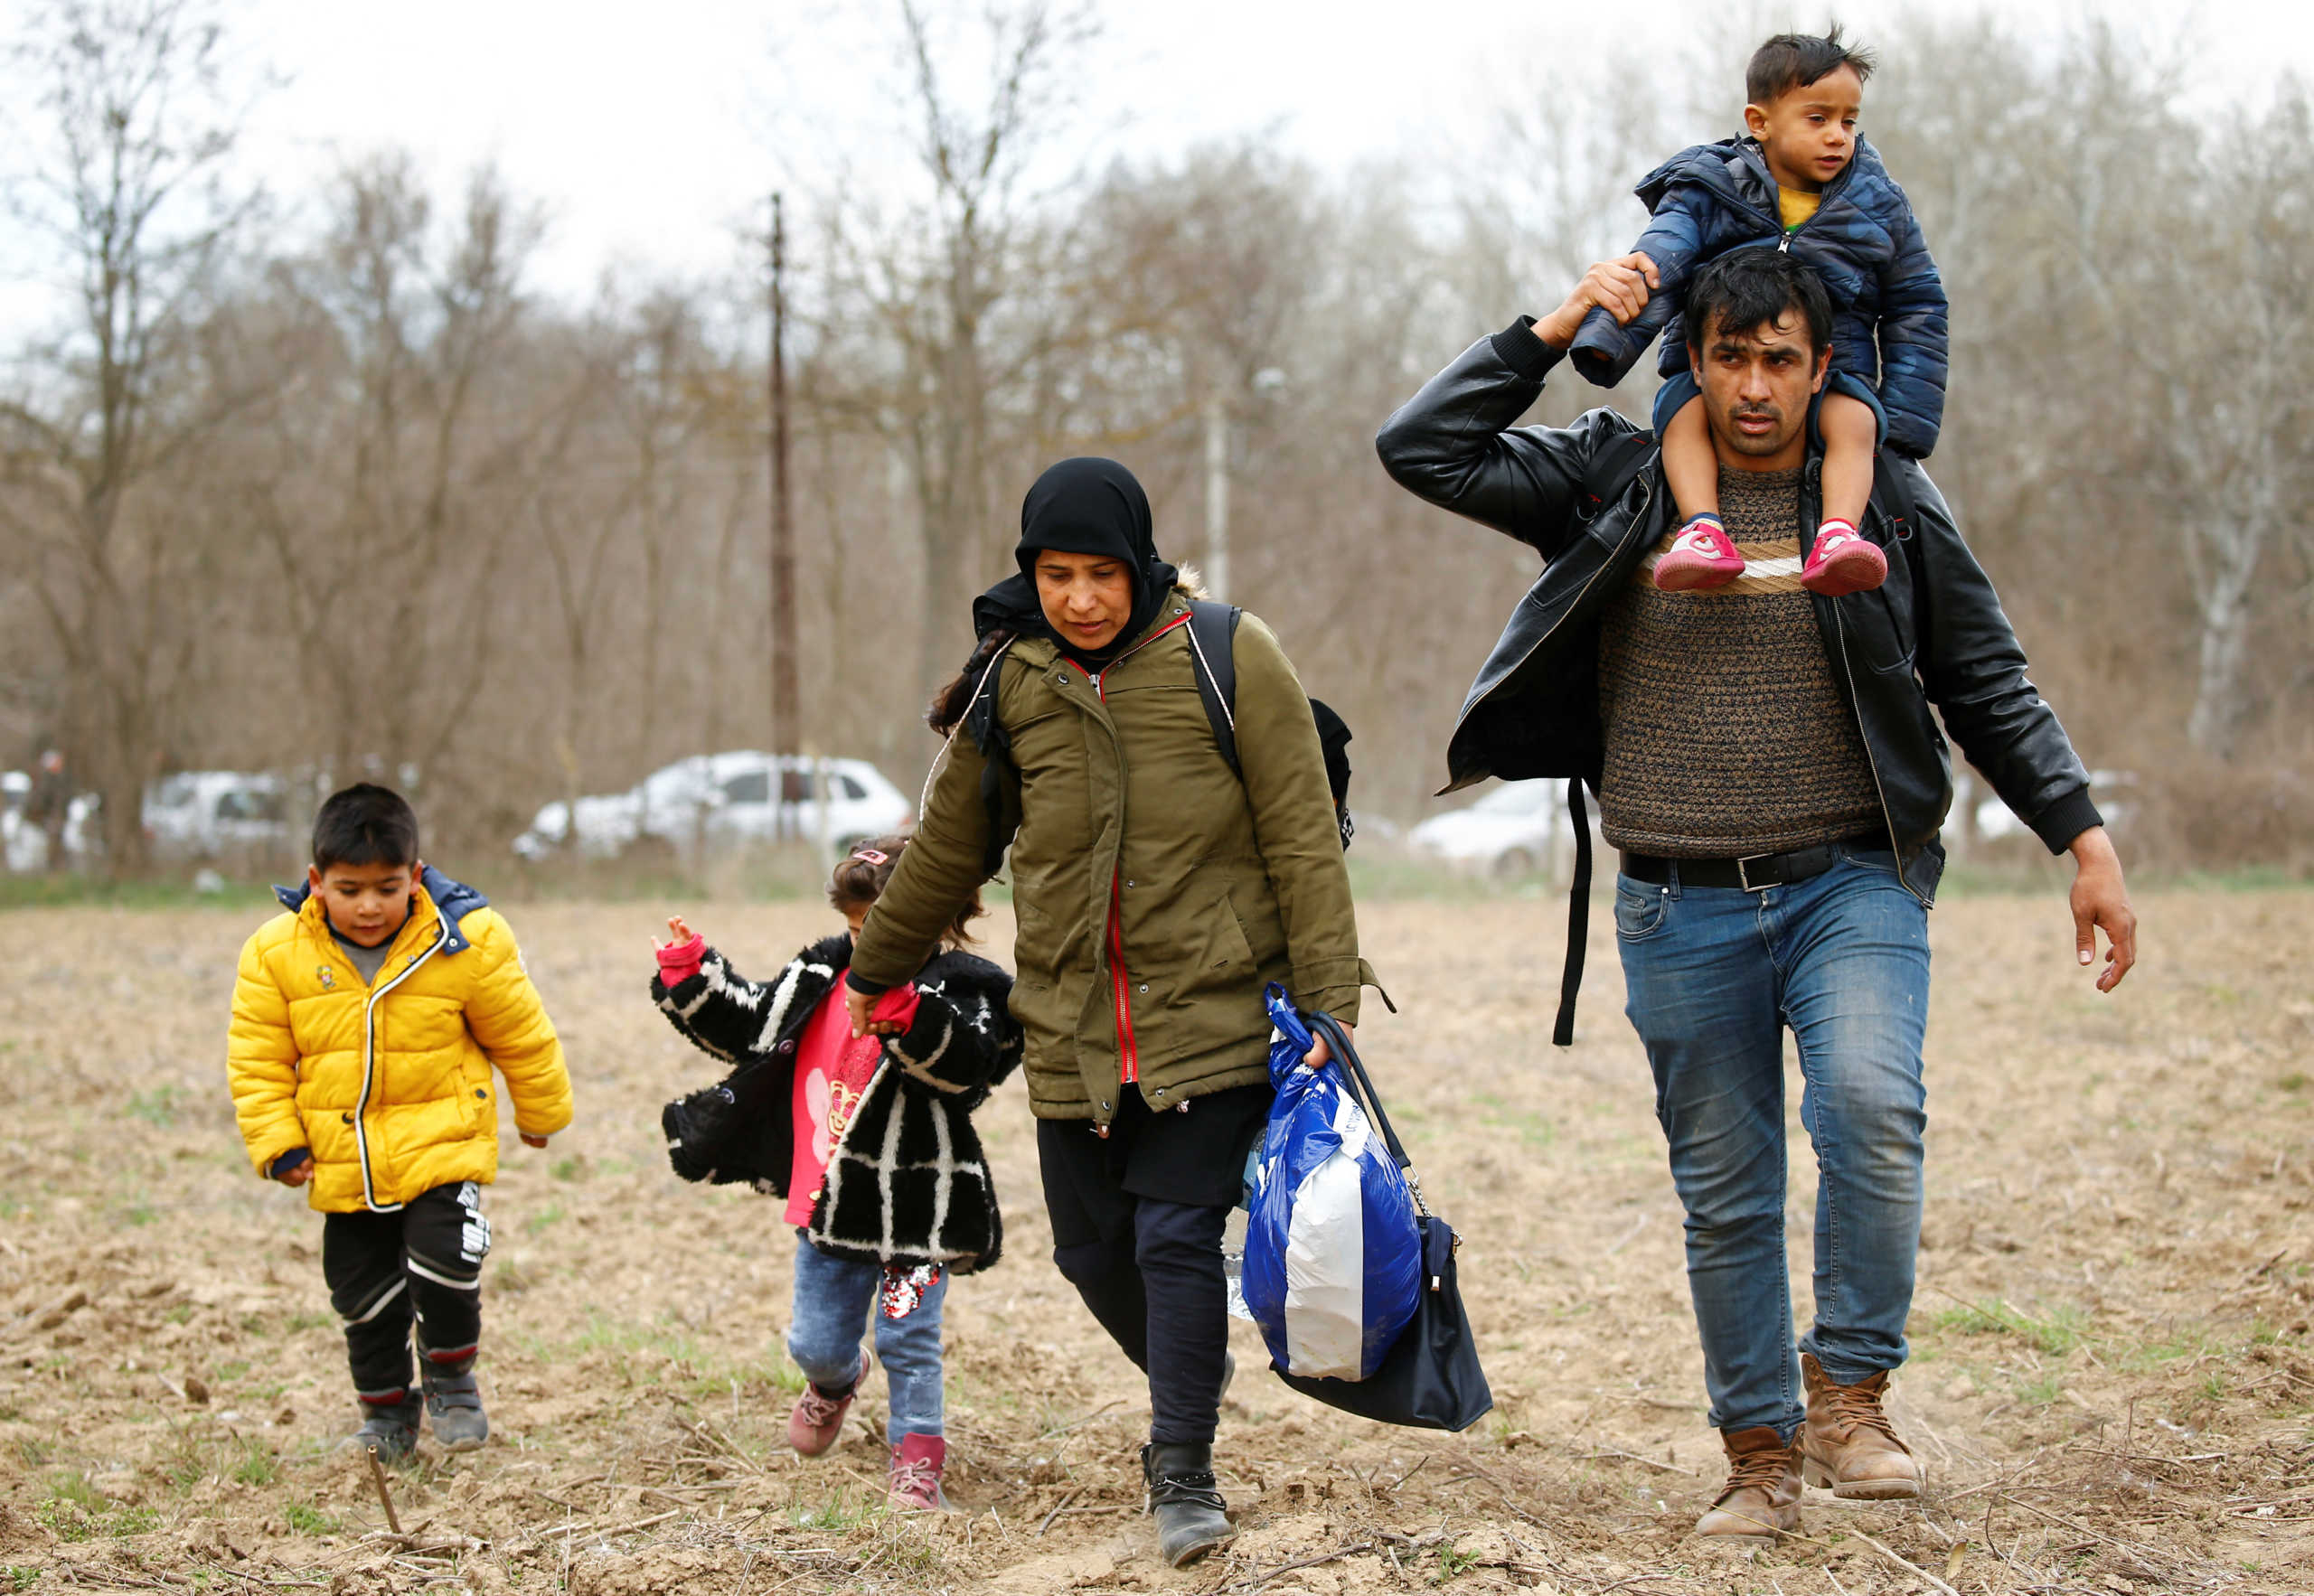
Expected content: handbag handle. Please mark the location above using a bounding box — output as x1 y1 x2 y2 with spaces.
1306 1009 1432 1220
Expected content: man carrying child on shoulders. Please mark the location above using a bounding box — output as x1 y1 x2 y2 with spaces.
1375 239 2137 1542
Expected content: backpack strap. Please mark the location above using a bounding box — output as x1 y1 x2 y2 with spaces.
1552 778 1592 1047
1549 426 1648 1045
1182 599 1242 775
955 640 1017 878
1578 427 1659 521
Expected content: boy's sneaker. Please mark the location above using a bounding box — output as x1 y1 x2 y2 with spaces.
887 1433 948 1511
1653 515 1745 591
420 1361 489 1453
1800 521 1887 596
787 1352 867 1458
345 1387 422 1461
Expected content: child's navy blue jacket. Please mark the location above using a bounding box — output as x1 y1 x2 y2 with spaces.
1569 134 1949 460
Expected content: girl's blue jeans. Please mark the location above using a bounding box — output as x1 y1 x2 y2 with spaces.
1613 846 1930 1439
786 1241 947 1440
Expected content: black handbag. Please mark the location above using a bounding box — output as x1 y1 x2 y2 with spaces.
1267 1012 1494 1432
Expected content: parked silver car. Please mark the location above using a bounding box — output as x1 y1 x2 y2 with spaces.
513 752 912 861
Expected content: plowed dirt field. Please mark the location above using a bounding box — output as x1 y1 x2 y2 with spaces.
1 890 2309 1593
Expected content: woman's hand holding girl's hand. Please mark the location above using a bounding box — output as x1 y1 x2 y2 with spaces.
846 982 917 1039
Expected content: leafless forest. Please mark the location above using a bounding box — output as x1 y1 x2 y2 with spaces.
2 0 2309 875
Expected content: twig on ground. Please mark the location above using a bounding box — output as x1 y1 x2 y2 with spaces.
363 1448 402 1535
1383 1453 1431 1492
1996 1493 2178 1579
1035 1486 1083 1535
1228 1541 1375 1592
1843 1525 1963 1596
1580 1446 1698 1477
1037 1398 1123 1438
683 1418 765 1474
550 1508 682 1541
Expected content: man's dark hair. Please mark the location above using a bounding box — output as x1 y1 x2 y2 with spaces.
1746 24 1876 106
313 784 419 870
1686 249 1833 359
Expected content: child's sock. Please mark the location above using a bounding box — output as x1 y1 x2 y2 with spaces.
1653 513 1745 592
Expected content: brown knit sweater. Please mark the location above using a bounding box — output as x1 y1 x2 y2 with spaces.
1595 465 1883 857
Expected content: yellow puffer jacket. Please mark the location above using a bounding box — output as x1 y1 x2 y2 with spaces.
227 869 572 1212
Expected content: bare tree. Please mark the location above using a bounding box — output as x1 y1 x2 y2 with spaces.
808 0 1098 695
0 0 267 868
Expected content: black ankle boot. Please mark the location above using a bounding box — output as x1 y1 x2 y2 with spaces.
1141 1441 1234 1567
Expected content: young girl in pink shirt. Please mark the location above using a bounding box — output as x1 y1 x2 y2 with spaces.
651 838 1021 1508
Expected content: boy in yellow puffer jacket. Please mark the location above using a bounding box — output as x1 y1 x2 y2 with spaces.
227 784 571 1459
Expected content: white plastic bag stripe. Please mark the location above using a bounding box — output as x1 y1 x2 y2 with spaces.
1282 1147 1367 1378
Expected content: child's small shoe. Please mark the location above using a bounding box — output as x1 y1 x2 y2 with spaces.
421 1360 489 1453
1801 520 1887 596
344 1387 422 1460
787 1354 867 1457
1653 515 1745 591
887 1433 948 1511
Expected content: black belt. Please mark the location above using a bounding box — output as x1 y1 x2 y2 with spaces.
1620 843 1845 892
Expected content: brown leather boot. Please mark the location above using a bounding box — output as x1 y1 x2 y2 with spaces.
1800 1353 1922 1499
1694 1425 1801 1543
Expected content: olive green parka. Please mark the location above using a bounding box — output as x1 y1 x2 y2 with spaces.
851 590 1372 1126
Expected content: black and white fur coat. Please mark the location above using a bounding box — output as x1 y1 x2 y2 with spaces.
654 934 1023 1274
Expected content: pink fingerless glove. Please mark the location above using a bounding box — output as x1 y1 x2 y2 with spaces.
655 933 705 990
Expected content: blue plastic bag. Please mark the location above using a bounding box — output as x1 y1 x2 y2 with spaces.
1240 984 1423 1381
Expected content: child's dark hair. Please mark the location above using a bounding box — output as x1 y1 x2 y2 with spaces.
313 784 419 871
831 832 983 947
1686 249 1834 359
928 632 1013 737
1747 25 1877 106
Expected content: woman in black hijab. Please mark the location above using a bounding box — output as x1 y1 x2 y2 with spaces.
851 458 1373 1567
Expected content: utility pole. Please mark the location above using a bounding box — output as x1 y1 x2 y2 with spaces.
768 192 799 761
1203 393 1230 600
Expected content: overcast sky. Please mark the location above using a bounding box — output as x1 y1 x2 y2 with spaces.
5 0 2309 325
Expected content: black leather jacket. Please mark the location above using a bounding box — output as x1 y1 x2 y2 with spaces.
1376 320 2101 905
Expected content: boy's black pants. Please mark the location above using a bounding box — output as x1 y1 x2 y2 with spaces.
322 1181 491 1402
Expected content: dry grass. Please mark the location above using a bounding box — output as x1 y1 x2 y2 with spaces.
0 888 2309 1593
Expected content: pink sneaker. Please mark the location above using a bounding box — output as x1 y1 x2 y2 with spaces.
888 1433 948 1511
1801 520 1887 596
786 1353 866 1457
1653 515 1745 591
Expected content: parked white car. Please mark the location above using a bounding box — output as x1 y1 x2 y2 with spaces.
142 771 293 859
513 752 912 861
2 773 102 871
1408 780 1600 881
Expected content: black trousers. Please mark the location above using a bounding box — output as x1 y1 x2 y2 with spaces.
1038 1085 1267 1447
321 1181 491 1402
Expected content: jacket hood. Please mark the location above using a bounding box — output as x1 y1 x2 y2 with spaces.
273 864 488 955
1636 134 1886 221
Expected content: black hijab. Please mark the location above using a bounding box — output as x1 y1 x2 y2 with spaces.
971 457 1180 671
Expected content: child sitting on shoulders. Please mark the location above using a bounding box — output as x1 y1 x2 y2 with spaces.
651 836 1022 1510
1570 26 1949 597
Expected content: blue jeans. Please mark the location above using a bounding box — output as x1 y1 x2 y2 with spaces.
1614 846 1930 1438
786 1241 947 1441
